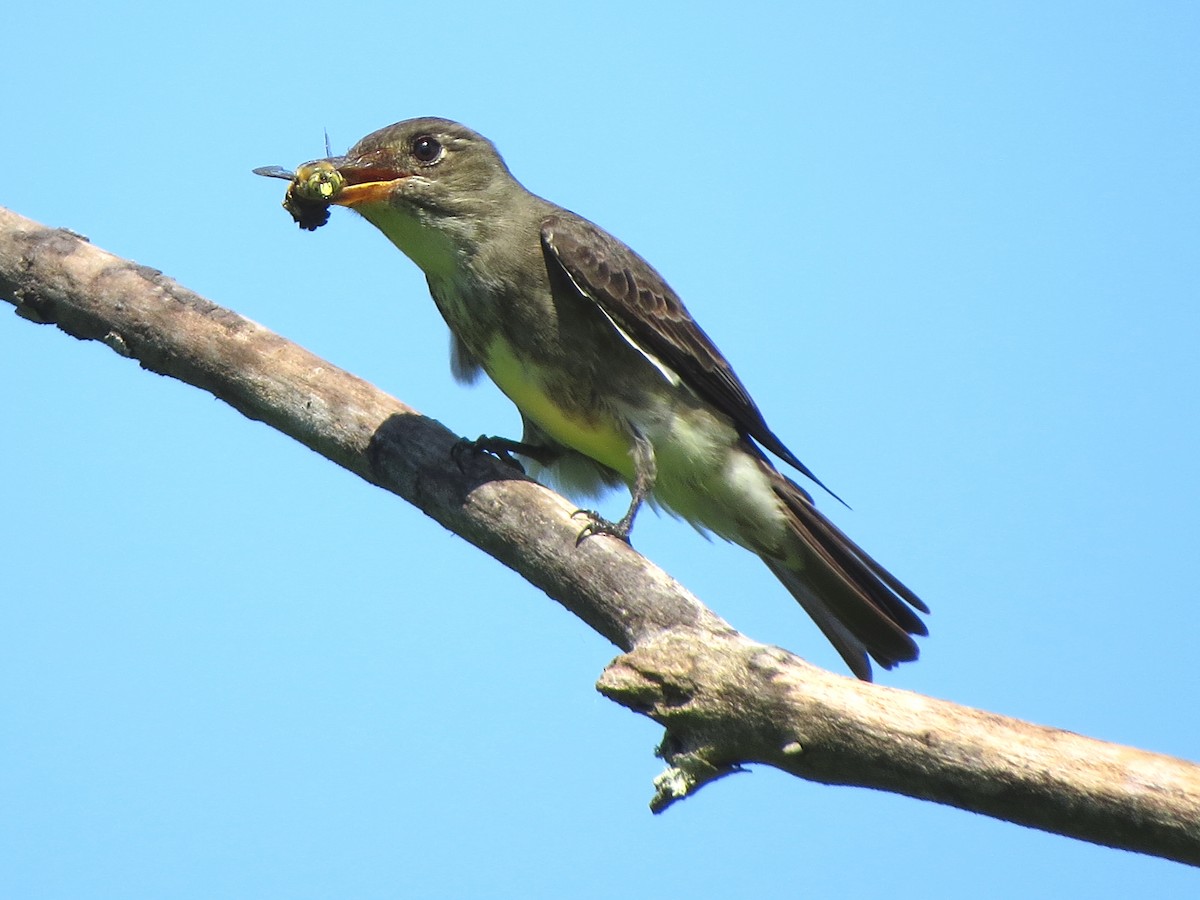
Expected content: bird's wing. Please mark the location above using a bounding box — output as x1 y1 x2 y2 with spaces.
540 212 841 501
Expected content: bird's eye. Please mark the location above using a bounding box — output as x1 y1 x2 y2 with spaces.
412 135 443 164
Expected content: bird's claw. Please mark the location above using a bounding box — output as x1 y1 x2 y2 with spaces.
451 435 526 474
571 508 632 545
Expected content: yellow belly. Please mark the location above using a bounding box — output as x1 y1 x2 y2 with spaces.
485 337 633 478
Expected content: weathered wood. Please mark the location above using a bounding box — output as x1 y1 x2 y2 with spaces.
3 205 1198 866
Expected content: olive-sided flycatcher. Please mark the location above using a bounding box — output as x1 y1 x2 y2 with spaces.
256 117 928 680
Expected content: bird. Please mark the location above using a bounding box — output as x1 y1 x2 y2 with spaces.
255 117 928 680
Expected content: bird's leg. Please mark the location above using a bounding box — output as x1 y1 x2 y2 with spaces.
574 432 656 544
451 434 560 474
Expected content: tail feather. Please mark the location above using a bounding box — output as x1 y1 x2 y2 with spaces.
766 471 928 681
762 559 876 680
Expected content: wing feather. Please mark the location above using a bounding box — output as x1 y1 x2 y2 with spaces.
541 213 842 502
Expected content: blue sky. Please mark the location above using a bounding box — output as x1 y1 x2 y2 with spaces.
4 2 1198 896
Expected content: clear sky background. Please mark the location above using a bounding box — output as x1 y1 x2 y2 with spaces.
4 2 1198 897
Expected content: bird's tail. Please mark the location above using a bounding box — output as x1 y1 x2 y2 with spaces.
762 470 929 681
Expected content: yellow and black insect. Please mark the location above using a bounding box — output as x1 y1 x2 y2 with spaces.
253 160 345 231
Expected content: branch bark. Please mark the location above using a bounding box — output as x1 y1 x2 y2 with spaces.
3 205 1197 867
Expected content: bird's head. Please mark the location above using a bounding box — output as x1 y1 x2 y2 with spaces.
257 118 522 275
328 117 514 217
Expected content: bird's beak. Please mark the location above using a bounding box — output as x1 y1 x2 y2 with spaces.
297 157 409 208
255 153 412 230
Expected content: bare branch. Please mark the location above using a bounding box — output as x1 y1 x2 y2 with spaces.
600 630 1200 865
3 205 1197 867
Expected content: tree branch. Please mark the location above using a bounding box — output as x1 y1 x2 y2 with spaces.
3 205 1197 867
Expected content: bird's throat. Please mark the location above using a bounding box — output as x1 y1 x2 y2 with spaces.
356 203 463 281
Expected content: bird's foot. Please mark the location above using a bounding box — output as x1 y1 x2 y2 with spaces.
451 435 527 474
571 508 633 546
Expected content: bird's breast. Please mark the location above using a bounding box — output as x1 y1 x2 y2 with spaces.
484 335 635 479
